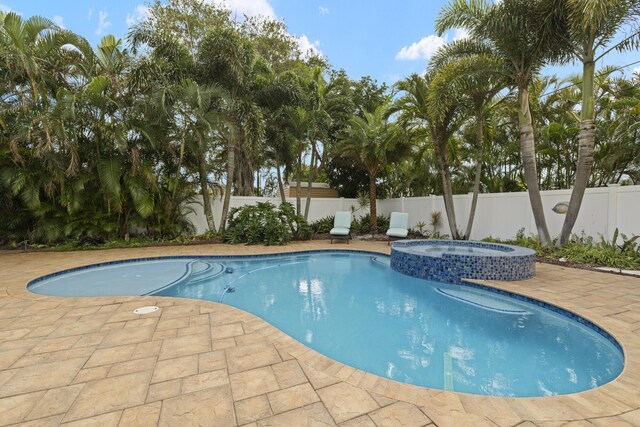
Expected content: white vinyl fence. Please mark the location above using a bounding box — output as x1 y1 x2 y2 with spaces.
186 184 640 241
186 196 370 235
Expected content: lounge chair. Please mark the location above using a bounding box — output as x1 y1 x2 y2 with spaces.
386 212 409 244
330 211 352 244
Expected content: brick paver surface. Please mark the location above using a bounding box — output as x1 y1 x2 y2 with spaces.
1 241 639 426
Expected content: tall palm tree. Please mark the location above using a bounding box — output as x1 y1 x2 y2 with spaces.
428 42 509 239
198 27 266 234
394 73 464 239
302 68 331 220
337 102 411 232
436 0 568 245
151 79 228 232
254 71 303 204
283 106 311 215
297 67 353 221
557 0 640 245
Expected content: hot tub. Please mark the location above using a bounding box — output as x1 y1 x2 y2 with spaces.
391 240 536 284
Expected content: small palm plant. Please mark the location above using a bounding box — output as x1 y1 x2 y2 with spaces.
430 211 442 236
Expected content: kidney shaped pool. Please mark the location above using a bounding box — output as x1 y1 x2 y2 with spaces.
28 251 624 397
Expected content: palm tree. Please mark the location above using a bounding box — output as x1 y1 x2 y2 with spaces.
302 68 331 221
254 71 303 204
295 67 353 221
198 27 266 234
283 106 311 215
337 102 411 232
557 0 640 245
436 0 568 245
73 36 158 237
394 73 464 239
150 79 228 232
592 72 640 185
0 13 100 241
428 42 509 239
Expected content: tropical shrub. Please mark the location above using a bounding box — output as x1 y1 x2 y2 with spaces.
224 202 311 245
352 214 390 235
484 228 640 269
279 202 312 241
310 215 335 234
310 214 391 235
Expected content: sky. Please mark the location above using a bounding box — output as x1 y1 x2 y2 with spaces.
2 0 638 86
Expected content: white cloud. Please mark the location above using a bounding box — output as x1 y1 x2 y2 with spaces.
384 73 402 84
1 3 16 14
210 0 276 19
126 4 149 27
319 6 329 15
95 10 111 35
395 28 469 61
396 35 446 60
296 34 323 59
453 28 469 41
52 15 65 28
87 8 93 20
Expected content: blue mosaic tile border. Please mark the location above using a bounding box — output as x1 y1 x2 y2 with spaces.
390 240 536 284
460 280 624 355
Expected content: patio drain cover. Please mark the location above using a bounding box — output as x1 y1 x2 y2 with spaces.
133 305 159 314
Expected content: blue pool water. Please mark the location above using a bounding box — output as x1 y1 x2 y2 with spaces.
29 252 624 397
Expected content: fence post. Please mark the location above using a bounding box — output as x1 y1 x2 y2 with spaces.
401 196 405 213
606 184 619 240
340 197 345 211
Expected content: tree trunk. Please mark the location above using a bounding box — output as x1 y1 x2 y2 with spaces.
434 142 460 239
296 142 302 215
276 163 286 205
518 86 551 245
255 169 260 196
198 153 216 232
243 160 254 196
369 169 378 233
464 116 484 240
219 136 235 235
235 152 254 196
559 55 596 246
172 137 186 200
303 143 315 220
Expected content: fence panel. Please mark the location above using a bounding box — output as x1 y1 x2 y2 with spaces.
186 185 640 240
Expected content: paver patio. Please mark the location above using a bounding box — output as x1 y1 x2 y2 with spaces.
1 241 640 426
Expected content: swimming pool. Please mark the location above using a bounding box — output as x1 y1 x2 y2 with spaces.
28 251 624 397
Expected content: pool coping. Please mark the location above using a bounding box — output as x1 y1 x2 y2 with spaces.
2 241 640 425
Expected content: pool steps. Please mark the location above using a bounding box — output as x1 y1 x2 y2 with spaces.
143 260 225 295
218 260 310 302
